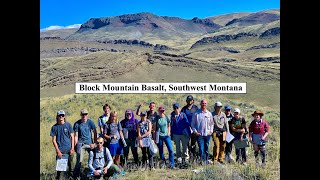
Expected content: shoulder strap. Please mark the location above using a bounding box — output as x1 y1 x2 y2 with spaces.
103 147 108 163
93 148 97 160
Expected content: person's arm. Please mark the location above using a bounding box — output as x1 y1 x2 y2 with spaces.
248 121 254 143
167 120 171 137
209 115 214 135
118 122 125 139
73 123 78 146
98 118 104 135
74 132 78 147
104 148 113 169
225 115 230 133
52 136 62 158
262 121 270 140
88 151 95 172
70 132 75 155
191 113 198 134
136 104 142 116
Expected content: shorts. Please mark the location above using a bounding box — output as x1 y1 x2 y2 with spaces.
109 143 123 156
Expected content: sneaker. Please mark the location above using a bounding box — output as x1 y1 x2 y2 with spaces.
261 163 266 168
120 171 126 176
169 165 176 169
177 157 182 164
150 167 155 171
242 162 248 166
255 162 260 168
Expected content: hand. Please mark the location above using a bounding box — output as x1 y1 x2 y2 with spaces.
90 144 95 149
103 167 108 174
240 136 243 141
249 138 253 143
261 137 266 141
57 151 63 158
94 170 100 176
69 149 74 155
208 132 212 136
138 136 142 140
113 134 117 139
195 132 200 136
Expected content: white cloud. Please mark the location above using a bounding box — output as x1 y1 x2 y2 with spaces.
40 24 82 32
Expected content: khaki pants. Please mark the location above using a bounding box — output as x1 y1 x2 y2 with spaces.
212 132 226 162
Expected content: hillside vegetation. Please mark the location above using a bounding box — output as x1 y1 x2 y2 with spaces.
40 8 280 179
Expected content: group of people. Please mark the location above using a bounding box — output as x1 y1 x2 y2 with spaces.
50 95 270 180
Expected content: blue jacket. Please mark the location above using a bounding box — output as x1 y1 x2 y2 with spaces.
170 111 190 136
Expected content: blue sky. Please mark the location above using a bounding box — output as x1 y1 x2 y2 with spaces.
40 0 279 31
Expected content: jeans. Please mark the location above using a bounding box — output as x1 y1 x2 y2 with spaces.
157 136 175 166
236 148 247 162
172 134 189 160
123 138 139 164
74 144 91 177
197 135 211 163
213 132 226 162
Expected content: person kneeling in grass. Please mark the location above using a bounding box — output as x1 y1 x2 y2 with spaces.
88 137 124 179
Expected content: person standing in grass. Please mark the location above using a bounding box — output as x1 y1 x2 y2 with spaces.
249 110 270 168
170 102 190 166
137 111 154 170
191 99 214 165
153 106 175 169
136 102 158 140
73 109 97 178
103 111 126 168
212 101 229 164
181 95 199 162
87 137 123 179
97 104 111 147
120 109 140 166
230 108 248 165
50 110 75 180
224 105 235 163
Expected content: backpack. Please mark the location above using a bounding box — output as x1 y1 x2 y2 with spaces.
92 146 108 163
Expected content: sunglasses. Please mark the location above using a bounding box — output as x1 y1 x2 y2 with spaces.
97 142 103 144
81 113 88 116
58 114 65 117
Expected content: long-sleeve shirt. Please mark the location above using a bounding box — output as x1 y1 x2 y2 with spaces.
191 109 214 136
212 111 229 132
88 147 113 173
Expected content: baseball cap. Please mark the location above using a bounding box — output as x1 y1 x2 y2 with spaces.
186 95 194 101
215 102 222 107
158 106 165 111
224 105 232 110
172 103 179 108
80 109 89 114
125 109 132 114
140 111 147 116
57 110 65 116
234 108 241 113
